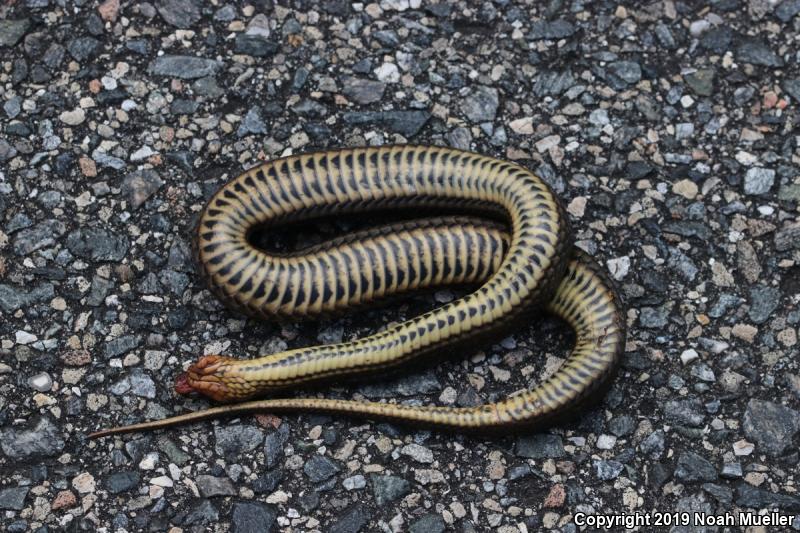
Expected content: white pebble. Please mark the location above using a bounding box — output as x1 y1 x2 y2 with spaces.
59 108 86 126
16 330 38 345
343 475 366 490
689 20 711 37
374 62 400 83
606 256 631 281
139 452 159 470
596 434 617 450
130 146 156 161
150 475 174 487
680 348 699 365
29 372 53 392
735 150 757 166
733 439 754 456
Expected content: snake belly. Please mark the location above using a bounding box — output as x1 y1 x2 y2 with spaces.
90 145 625 438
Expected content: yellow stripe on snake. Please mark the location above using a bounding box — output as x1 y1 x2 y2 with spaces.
90 145 625 438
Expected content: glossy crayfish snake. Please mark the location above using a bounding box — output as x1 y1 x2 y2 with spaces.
90 145 625 438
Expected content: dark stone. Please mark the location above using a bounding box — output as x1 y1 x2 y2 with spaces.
737 40 784 67
232 501 278 533
6 521 27 533
0 487 29 511
66 228 129 261
352 58 372 74
742 399 800 456
85 13 104 35
662 221 710 240
291 67 309 91
196 475 236 497
328 503 369 533
158 437 191 466
67 37 101 62
648 463 672 488
104 335 140 358
609 415 635 437
685 69 715 96
528 19 576 40
0 417 64 459
235 34 279 56
358 369 440 398
237 107 267 136
150 56 221 79
0 139 18 161
371 474 410 505
12 219 66 255
0 283 54 313
675 451 717 483
292 99 328 118
664 399 705 427
702 483 733 504
709 293 742 318
193 76 224 97
252 468 284 494
775 224 800 251
96 88 128 105
410 514 446 533
126 39 150 55
160 271 187 298
784 79 800 104
299 490 320 512
182 500 219 525
43 43 65 69
516 433 565 459
625 161 655 180
7 212 32 233
166 150 195 173
170 99 199 114
303 122 332 141
214 425 264 458
341 76 386 105
122 169 163 209
594 459 624 480
654 23 676 49
213 5 236 21
157 0 201 28
700 25 732 53
639 305 670 328
264 424 289 469
304 455 341 483
373 29 399 47
735 484 800 511
460 85 499 122
776 0 800 22
605 61 642 89
0 19 31 48
748 285 781 324
342 110 431 137
105 471 140 494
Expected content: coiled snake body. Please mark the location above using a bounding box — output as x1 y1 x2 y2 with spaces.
90 145 625 438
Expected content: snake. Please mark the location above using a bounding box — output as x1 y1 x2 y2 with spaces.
89 145 625 438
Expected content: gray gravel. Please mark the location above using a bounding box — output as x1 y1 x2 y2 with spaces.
1 1 800 532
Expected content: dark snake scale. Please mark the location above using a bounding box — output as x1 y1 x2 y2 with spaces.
90 145 626 438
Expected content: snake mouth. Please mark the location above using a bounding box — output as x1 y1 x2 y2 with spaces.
175 355 238 402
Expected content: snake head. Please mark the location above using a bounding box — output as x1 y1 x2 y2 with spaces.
175 355 239 403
